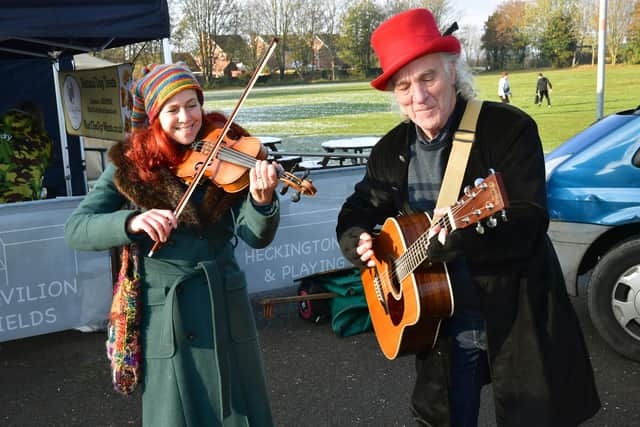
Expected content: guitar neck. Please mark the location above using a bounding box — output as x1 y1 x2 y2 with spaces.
393 215 451 282
391 172 508 282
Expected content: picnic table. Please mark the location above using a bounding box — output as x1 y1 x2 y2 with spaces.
256 136 282 152
320 136 378 166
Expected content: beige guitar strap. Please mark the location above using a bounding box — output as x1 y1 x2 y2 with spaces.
435 99 483 211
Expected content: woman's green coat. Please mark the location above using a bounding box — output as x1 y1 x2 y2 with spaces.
64 135 279 426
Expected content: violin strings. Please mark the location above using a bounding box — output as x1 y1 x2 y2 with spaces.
218 146 290 179
197 139 299 180
190 140 308 194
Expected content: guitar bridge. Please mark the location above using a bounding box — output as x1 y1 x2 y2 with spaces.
373 272 389 315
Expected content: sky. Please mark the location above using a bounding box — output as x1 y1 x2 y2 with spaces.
455 0 502 29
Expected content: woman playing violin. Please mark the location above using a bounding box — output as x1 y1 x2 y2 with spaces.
64 63 278 426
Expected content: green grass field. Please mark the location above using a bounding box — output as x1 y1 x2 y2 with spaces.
203 65 640 153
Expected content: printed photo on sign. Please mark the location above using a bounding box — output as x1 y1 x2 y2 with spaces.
62 75 82 130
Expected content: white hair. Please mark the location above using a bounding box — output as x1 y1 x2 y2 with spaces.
442 53 477 100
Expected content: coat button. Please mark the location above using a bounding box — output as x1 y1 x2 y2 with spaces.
198 235 205 240
187 333 196 341
176 284 183 295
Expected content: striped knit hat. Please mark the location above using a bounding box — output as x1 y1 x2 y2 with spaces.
130 63 203 130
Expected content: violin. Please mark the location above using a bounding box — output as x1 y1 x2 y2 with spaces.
173 127 317 198
149 37 299 258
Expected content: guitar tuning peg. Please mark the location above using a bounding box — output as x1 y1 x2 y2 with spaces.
464 185 472 196
475 222 485 235
486 216 497 228
291 191 301 203
488 168 496 175
474 177 484 187
501 210 508 222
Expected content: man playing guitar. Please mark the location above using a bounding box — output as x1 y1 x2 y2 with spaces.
336 8 600 427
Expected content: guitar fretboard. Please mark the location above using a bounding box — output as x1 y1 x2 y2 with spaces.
393 215 451 282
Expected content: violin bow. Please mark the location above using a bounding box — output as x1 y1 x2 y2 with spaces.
148 37 279 257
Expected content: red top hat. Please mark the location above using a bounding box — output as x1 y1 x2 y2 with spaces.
370 8 461 91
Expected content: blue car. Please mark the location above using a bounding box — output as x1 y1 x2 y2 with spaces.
545 105 640 361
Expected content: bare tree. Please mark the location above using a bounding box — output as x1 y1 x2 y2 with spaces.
247 0 298 79
607 0 636 64
234 1 266 71
180 0 238 83
458 24 482 67
383 0 457 29
323 0 348 35
569 0 598 66
289 1 325 77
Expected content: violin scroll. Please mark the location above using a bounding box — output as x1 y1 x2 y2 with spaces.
279 168 316 203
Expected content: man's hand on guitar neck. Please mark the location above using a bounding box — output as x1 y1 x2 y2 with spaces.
427 207 464 264
357 208 463 269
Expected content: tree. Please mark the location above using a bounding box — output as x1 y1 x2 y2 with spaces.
97 42 164 74
245 0 298 80
570 0 598 66
458 24 482 67
383 0 456 29
626 1 640 63
480 1 530 70
540 10 578 67
481 13 504 70
499 1 530 67
338 0 383 75
180 0 238 83
289 2 327 78
607 0 636 64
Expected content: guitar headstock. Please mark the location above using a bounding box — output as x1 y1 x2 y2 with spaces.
450 171 510 231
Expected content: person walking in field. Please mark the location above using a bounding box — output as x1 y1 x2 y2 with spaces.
497 72 511 103
536 72 553 107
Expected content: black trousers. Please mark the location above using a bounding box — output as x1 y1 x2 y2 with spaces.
537 90 551 105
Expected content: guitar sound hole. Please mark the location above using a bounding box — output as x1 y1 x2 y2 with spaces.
387 294 405 326
384 257 401 294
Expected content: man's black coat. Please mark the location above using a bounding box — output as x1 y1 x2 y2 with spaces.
336 98 600 426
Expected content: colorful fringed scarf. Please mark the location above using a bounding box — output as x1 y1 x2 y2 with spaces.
106 243 142 395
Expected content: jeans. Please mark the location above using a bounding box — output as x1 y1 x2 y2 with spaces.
448 309 489 427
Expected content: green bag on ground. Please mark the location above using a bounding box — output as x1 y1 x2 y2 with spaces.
315 269 372 337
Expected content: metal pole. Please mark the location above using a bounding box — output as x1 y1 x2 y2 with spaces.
51 61 73 196
78 136 89 194
596 0 607 120
162 38 172 64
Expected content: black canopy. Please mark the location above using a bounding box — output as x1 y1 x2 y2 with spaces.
0 0 170 197
0 0 170 60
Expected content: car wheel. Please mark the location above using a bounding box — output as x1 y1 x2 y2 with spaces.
587 238 640 361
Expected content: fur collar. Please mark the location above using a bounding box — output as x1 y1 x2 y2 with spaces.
108 130 247 230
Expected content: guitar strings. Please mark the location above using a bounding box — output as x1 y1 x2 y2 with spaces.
389 185 487 284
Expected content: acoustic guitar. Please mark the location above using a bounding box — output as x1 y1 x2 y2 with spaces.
361 172 509 360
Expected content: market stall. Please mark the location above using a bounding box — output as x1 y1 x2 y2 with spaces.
0 0 170 341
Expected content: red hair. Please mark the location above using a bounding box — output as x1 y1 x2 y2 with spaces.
124 119 185 183
123 112 249 183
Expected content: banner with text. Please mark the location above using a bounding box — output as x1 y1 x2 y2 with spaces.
0 198 112 342
59 64 133 141
236 167 365 293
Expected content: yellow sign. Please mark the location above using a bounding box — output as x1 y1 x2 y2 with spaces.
59 64 133 140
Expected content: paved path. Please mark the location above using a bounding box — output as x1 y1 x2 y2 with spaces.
1 285 639 426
